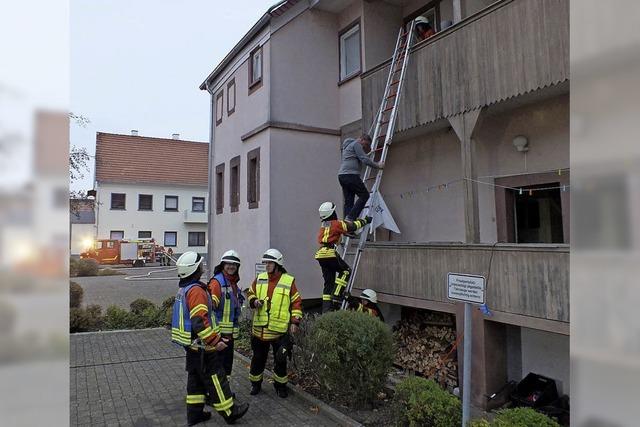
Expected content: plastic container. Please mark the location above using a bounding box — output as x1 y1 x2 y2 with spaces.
510 372 559 408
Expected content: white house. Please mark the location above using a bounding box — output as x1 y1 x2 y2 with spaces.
94 132 209 256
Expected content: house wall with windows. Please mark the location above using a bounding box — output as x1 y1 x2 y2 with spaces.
95 182 208 254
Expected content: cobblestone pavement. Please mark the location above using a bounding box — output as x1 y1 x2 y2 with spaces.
73 267 180 309
71 329 341 426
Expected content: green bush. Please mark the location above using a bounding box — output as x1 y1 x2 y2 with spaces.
235 317 253 352
471 407 560 427
70 281 83 308
70 304 103 332
392 376 461 427
103 305 134 330
129 298 156 315
310 310 394 406
159 296 175 328
72 258 99 277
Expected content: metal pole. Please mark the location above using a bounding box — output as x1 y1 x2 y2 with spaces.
462 302 472 426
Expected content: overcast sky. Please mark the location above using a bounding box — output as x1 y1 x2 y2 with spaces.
70 0 276 192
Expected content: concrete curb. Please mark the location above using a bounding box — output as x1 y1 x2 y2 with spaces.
71 327 168 335
234 351 363 427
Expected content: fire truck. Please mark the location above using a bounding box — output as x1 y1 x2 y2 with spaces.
80 238 159 267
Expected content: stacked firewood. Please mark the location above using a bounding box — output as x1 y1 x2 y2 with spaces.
393 310 459 390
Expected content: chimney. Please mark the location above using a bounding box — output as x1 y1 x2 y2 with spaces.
172 133 180 140
131 130 139 136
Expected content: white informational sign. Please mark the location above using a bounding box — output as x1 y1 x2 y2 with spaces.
447 273 485 305
255 263 266 277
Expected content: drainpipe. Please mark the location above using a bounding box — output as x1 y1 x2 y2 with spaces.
453 0 462 23
205 81 216 274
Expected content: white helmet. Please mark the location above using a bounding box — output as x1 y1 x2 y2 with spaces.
176 251 203 278
414 16 430 26
262 248 284 266
220 249 241 265
361 288 377 304
318 201 336 220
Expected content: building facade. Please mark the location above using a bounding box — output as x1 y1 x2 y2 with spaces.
94 132 209 255
202 0 569 408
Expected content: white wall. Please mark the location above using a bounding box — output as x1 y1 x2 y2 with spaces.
269 128 342 299
362 1 403 71
521 327 570 395
95 182 208 254
70 223 96 255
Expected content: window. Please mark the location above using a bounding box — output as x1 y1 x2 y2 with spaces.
111 193 126 210
248 46 263 93
230 156 240 212
216 91 224 126
247 148 260 209
138 194 153 211
164 231 177 247
138 231 152 239
227 79 236 115
404 2 441 37
215 163 225 215
192 197 205 212
165 195 179 211
188 232 206 247
110 230 124 240
106 241 115 249
339 20 361 82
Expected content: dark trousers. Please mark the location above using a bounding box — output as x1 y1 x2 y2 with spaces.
219 337 235 377
185 349 234 423
339 174 370 220
249 336 288 388
317 257 351 313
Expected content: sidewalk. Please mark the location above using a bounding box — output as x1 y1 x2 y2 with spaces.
70 328 343 426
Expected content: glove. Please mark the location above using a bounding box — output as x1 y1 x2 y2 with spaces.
364 216 373 225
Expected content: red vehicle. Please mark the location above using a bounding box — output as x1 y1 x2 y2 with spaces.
81 238 158 267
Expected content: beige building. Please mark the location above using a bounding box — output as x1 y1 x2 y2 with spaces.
202 0 569 408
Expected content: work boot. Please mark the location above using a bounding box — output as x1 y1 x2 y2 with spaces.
274 383 288 398
187 411 211 426
249 382 261 395
224 402 249 425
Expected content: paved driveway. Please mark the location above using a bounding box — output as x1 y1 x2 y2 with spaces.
70 329 341 426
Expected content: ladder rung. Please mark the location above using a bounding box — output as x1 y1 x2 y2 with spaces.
380 119 390 125
345 251 357 256
378 133 387 139
372 145 387 153
387 93 397 99
390 80 400 86
366 176 377 181
383 105 394 112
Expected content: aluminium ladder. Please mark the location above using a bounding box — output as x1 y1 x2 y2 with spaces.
340 21 415 309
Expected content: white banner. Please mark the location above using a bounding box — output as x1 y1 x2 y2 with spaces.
367 192 400 234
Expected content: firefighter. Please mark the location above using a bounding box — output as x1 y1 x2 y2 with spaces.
208 250 244 378
171 251 249 425
347 288 385 321
315 201 372 312
247 249 303 398
414 16 436 41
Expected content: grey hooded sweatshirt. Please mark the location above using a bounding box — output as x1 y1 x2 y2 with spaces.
338 138 380 176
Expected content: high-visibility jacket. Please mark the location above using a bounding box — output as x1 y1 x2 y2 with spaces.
209 272 243 338
171 280 220 350
315 218 368 259
355 302 384 321
247 272 303 340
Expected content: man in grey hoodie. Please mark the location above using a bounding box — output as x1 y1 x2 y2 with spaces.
338 134 384 222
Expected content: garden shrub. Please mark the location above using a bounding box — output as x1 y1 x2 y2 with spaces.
129 298 156 315
471 407 560 427
70 281 83 308
70 304 103 332
392 376 461 427
103 305 134 330
73 258 99 277
310 310 394 406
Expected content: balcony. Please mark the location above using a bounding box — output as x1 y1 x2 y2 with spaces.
183 209 207 224
353 242 569 333
361 0 569 133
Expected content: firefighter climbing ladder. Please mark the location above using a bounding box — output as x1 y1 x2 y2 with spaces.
340 21 415 309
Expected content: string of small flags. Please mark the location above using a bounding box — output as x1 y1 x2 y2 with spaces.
397 169 570 199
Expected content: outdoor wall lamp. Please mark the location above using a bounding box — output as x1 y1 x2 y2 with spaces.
512 135 529 152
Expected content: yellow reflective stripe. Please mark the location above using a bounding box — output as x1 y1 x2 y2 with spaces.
211 294 220 306
179 300 184 332
252 326 282 340
249 372 263 382
186 394 206 404
273 373 288 384
322 294 331 301
280 274 294 285
314 247 337 259
291 309 303 317
291 292 300 301
322 226 330 243
211 375 233 412
189 304 208 318
198 325 216 339
340 221 347 231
